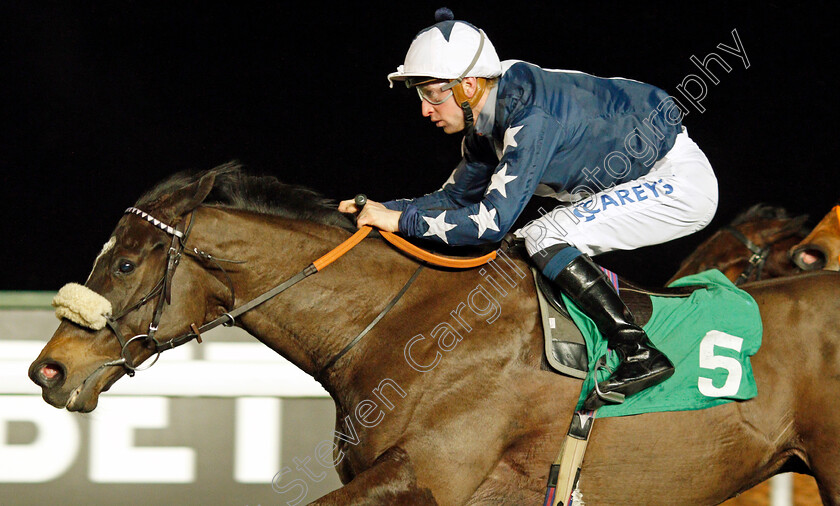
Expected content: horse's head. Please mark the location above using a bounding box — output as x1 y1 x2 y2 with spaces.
789 205 840 272
723 208 810 281
671 204 810 285
28 171 224 412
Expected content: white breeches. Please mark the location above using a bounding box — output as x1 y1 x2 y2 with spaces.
516 128 719 257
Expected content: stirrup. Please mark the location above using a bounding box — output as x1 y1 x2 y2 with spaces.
591 355 625 405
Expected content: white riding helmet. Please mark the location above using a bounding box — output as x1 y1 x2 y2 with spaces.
387 9 502 88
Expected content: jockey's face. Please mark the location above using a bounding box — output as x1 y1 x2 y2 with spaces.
420 85 465 134
417 77 483 135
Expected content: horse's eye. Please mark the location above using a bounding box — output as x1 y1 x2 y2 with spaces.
117 260 136 274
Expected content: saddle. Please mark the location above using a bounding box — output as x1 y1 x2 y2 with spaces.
532 268 701 379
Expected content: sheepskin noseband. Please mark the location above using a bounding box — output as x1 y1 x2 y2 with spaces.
53 283 113 330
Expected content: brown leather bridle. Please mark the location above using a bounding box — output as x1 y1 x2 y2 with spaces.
722 226 773 285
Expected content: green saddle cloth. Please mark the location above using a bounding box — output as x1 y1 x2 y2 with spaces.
567 269 762 418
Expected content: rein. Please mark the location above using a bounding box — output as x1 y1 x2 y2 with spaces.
96 208 495 380
380 230 497 268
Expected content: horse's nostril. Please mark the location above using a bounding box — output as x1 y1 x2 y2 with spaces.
41 364 60 380
794 248 826 271
31 360 65 388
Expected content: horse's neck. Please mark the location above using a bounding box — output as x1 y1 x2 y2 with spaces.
671 229 729 280
190 207 419 381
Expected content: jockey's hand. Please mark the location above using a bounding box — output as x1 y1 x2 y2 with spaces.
339 199 401 233
338 199 361 214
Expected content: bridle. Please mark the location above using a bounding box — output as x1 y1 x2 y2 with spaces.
93 204 497 380
722 222 805 285
721 226 771 285
102 206 224 376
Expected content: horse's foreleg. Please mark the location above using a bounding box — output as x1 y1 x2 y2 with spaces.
808 419 840 505
309 446 438 505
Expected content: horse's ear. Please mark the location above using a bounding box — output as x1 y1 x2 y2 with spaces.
168 171 217 218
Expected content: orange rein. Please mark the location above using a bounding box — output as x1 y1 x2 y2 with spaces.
311 226 497 271
380 230 497 268
312 226 373 271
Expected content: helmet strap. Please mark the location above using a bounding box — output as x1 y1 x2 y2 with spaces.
451 77 487 131
461 101 475 132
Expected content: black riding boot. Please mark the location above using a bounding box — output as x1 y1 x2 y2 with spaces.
552 255 674 409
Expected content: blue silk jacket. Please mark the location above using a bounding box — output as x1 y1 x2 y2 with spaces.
384 60 682 245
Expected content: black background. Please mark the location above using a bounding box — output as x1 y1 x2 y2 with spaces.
1 2 836 290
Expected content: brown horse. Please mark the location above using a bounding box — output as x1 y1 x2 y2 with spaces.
29 164 840 505
669 204 810 285
668 205 817 505
790 204 840 272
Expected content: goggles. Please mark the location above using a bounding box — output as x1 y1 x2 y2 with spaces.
415 80 456 105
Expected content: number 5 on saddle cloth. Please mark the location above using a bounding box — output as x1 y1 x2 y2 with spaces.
536 267 762 506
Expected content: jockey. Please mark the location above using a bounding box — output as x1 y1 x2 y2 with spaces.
339 8 718 408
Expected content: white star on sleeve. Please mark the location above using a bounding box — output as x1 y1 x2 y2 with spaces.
502 125 523 155
422 211 457 244
485 164 518 198
469 203 500 238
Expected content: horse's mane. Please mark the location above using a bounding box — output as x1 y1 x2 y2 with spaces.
729 203 797 226
135 161 355 230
